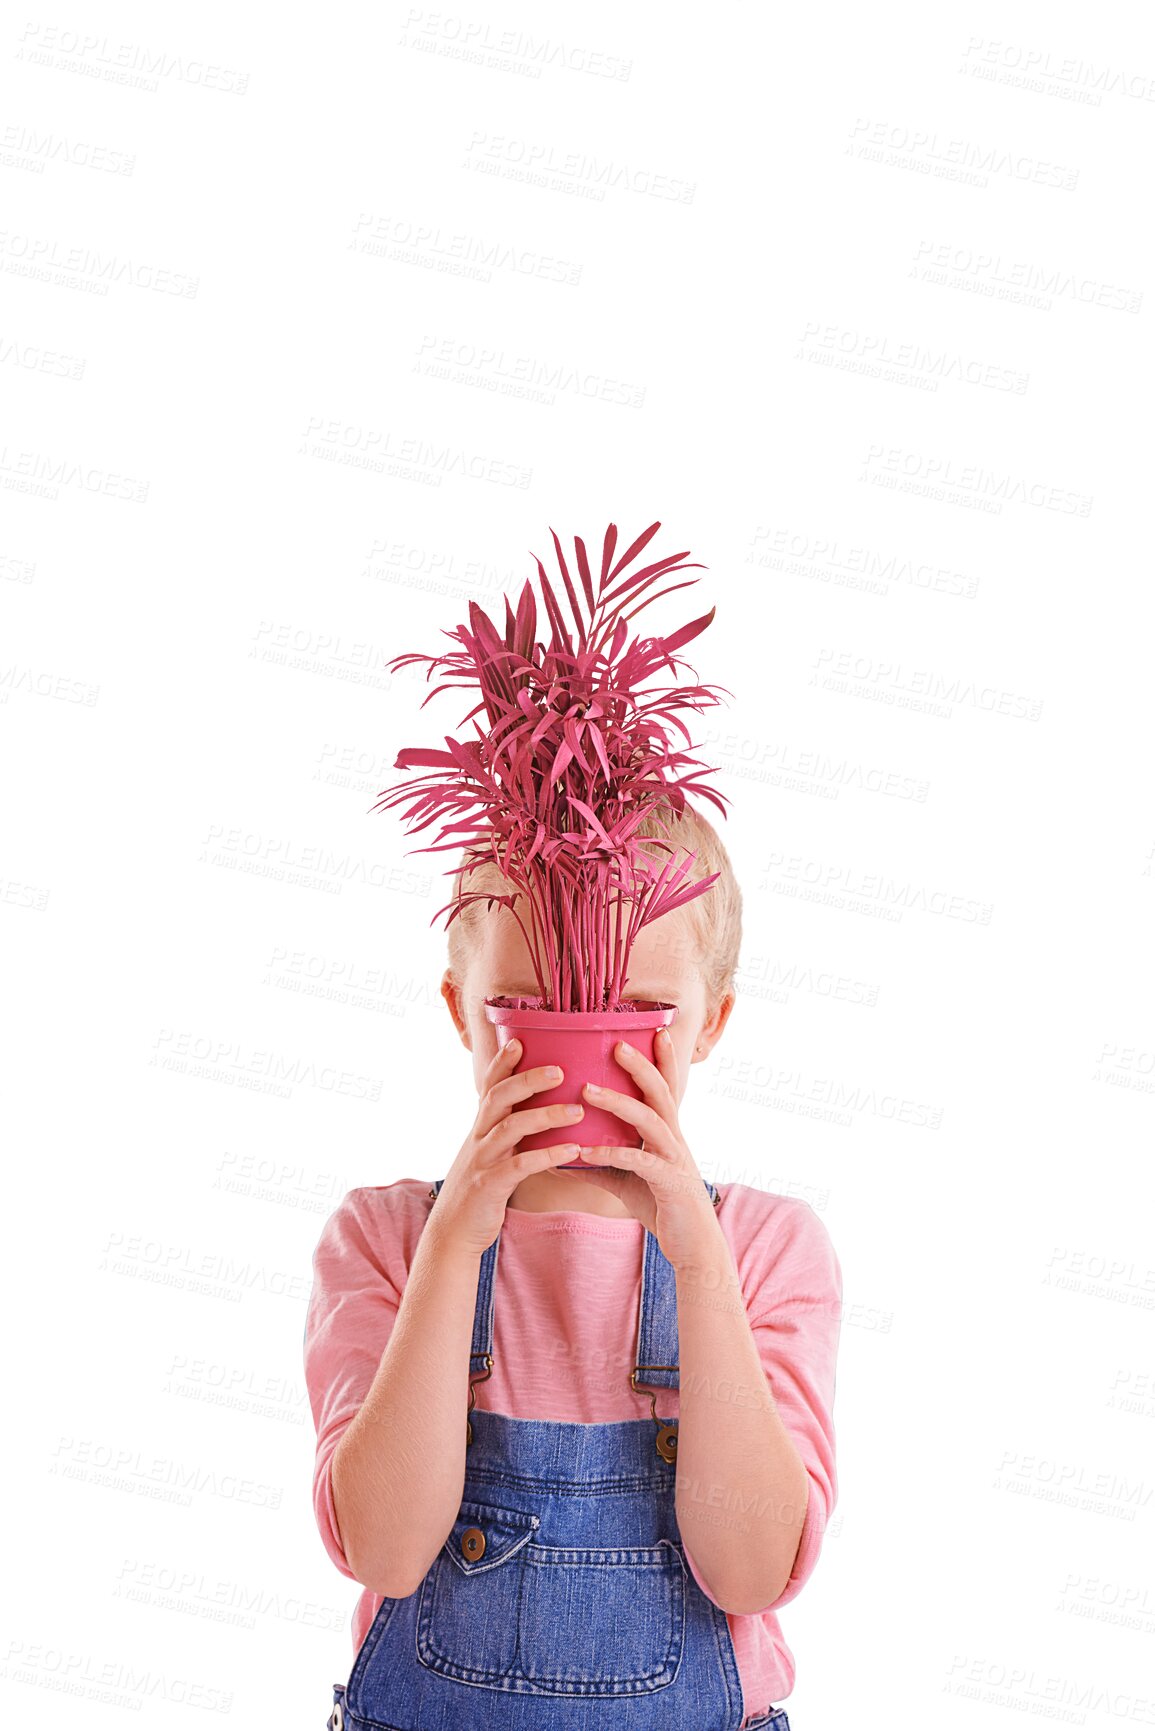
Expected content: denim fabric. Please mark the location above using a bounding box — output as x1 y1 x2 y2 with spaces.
325 1179 791 1731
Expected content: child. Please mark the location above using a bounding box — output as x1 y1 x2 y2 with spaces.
304 803 842 1730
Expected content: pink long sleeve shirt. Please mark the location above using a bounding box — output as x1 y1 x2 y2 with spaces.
303 1179 842 1714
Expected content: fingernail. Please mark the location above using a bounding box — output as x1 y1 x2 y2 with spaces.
585 1082 603 1094
508 1040 521 1056
566 1104 584 1117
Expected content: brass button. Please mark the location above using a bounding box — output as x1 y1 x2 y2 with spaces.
460 1526 486 1561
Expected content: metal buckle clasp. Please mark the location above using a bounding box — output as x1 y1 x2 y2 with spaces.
630 1368 679 1462
465 1353 493 1446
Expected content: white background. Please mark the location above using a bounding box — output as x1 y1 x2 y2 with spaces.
3 3 1154 1727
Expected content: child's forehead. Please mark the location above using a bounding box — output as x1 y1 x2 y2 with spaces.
481 906 703 993
630 919 702 968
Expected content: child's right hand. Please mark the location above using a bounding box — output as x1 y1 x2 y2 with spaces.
428 1039 585 1259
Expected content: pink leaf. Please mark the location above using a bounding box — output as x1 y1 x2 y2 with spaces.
574 534 596 614
549 528 586 642
566 794 614 848
600 521 618 586
606 520 662 582
548 741 574 785
655 605 717 658
392 747 460 770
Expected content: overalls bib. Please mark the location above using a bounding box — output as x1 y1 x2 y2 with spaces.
326 1178 791 1731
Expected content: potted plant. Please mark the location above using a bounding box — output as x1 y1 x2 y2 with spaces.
371 520 732 1170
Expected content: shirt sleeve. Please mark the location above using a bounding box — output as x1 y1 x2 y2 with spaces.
680 1196 842 1616
303 1189 406 1579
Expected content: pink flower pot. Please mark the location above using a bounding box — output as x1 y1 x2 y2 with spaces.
484 996 680 1171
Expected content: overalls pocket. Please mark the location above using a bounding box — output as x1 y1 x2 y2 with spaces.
416 1498 687 1698
517 1535 685 1696
416 1498 540 1683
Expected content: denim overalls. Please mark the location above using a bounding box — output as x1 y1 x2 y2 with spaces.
326 1177 791 1731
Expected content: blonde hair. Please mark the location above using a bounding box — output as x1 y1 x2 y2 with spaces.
445 799 742 1013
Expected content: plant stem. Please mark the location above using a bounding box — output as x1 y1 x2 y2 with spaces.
611 883 624 1003
557 884 583 1011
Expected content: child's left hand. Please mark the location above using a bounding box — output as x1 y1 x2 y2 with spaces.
577 1029 722 1271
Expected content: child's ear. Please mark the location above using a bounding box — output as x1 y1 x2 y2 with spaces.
440 968 472 1049
695 989 736 1059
